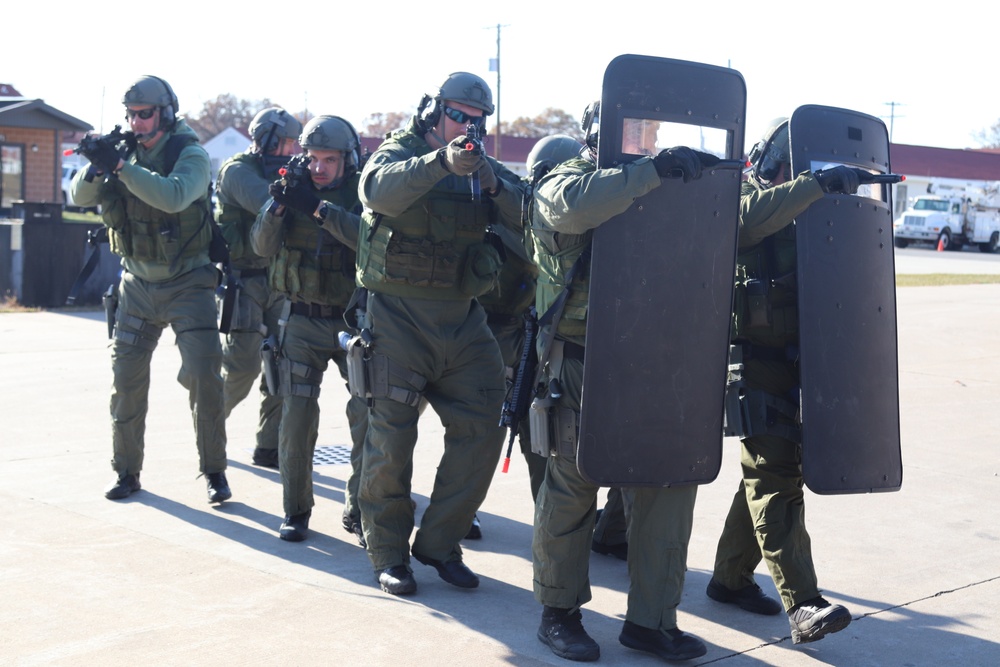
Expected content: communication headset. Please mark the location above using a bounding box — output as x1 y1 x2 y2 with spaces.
148 75 179 130
332 115 362 176
416 93 442 132
259 109 290 155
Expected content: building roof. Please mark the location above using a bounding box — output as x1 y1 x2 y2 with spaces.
0 98 92 132
891 143 1000 181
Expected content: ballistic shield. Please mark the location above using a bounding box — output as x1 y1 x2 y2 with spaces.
577 54 746 486
789 104 902 494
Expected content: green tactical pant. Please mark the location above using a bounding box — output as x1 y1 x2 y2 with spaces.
487 315 547 502
712 433 819 611
712 356 819 611
532 355 697 631
277 310 368 517
221 271 286 450
111 264 227 475
593 486 632 548
359 292 506 572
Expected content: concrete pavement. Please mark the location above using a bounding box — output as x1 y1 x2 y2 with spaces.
1 279 998 665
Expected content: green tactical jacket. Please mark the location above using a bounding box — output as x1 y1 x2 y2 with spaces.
251 172 362 307
70 120 212 283
530 154 660 346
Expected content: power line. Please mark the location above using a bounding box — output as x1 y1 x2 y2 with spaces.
883 101 905 143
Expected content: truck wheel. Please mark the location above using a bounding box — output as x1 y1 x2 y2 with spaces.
894 237 909 248
938 230 951 250
979 232 999 253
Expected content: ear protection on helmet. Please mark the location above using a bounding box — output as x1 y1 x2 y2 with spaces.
417 93 442 131
336 115 362 177
149 75 178 130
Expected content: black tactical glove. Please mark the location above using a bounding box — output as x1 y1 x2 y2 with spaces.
269 181 320 216
813 166 862 195
652 146 704 182
83 140 122 175
440 137 481 176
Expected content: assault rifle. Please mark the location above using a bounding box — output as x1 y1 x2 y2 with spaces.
278 153 312 189
499 307 539 473
64 125 135 182
267 154 313 215
465 123 485 202
858 171 905 185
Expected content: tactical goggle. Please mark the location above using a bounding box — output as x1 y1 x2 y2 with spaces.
125 108 157 120
443 106 486 129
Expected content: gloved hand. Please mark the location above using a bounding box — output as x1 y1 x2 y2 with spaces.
269 181 320 216
441 137 481 176
814 166 862 195
476 159 498 194
652 146 704 182
83 140 122 175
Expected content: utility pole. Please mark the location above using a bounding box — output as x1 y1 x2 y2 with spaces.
884 101 904 143
490 23 509 160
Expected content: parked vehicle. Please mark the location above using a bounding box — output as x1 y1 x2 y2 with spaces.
893 185 1000 253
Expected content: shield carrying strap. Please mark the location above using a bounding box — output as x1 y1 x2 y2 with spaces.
66 228 110 305
534 246 591 386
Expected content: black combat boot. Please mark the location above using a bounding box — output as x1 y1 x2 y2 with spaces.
619 621 707 661
788 597 852 644
706 577 783 615
206 471 232 503
279 511 311 542
105 473 141 500
464 513 482 540
411 549 479 588
537 606 600 662
377 565 417 596
252 447 279 469
341 511 366 548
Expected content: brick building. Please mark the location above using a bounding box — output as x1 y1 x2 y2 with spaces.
0 84 92 213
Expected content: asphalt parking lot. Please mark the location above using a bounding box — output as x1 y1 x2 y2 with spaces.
1 248 998 665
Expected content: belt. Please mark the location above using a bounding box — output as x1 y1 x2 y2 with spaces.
290 302 344 319
237 268 268 278
563 341 586 361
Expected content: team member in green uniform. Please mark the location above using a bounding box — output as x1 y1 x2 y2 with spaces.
529 102 710 662
354 72 524 595
707 117 856 644
215 107 301 469
71 75 230 504
251 115 368 542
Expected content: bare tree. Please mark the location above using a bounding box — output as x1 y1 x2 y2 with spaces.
974 120 1000 148
184 94 278 141
361 111 411 138
499 108 581 139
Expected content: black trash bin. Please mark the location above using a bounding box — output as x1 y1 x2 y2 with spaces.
12 201 63 223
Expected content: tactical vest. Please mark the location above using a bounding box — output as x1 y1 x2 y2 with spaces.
357 130 502 300
731 181 799 346
531 157 594 339
267 173 360 307
215 152 267 269
101 134 211 264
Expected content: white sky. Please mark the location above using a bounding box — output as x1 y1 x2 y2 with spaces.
8 2 999 152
